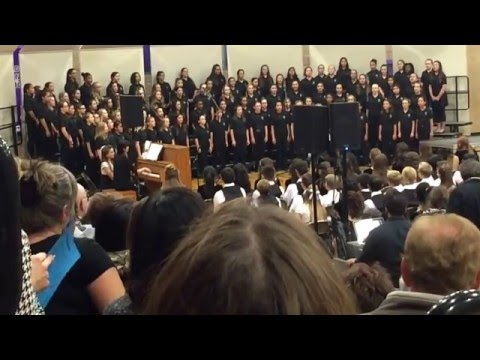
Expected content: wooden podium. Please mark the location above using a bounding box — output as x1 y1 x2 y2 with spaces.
137 144 192 192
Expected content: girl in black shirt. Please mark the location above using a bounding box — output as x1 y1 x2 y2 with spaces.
394 60 410 96
220 87 236 116
284 98 294 159
83 112 97 183
145 114 158 143
336 57 351 88
249 102 269 170
334 84 346 103
258 65 274 98
195 115 210 172
158 117 174 145
64 68 79 99
228 77 241 104
246 84 260 112
429 61 448 133
275 74 286 101
230 106 249 166
156 71 172 105
128 72 144 95
206 64 226 102
106 72 124 97
266 85 283 111
324 65 338 95
236 69 249 97
197 165 222 200
173 114 188 146
270 101 289 170
356 74 370 112
415 96 433 146
390 84 404 117
346 69 359 97
366 84 384 149
397 98 416 150
285 67 300 92
312 82 327 105
300 67 316 98
114 141 135 191
377 65 389 97
378 99 397 160
178 67 197 101
287 80 304 104
168 100 186 123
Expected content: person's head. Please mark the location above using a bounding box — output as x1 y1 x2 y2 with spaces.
335 83 343 95
459 159 480 181
163 165 183 190
59 92 69 103
81 72 93 85
457 136 470 151
369 58 378 70
289 158 309 182
409 73 419 84
260 64 270 77
95 122 108 139
417 96 427 108
128 187 205 309
357 173 371 190
227 76 236 88
401 98 411 111
256 179 271 197
101 145 115 162
220 167 235 184
162 117 170 129
397 59 405 71
433 60 443 73
203 166 218 188
23 83 34 96
368 148 382 165
403 151 420 170
395 141 409 160
339 57 349 69
211 64 222 76
66 68 77 83
427 185 448 210
275 73 284 86
401 166 417 185
304 97 313 106
418 161 433 180
260 98 268 111
261 165 276 182
387 170 402 187
387 76 395 87
425 58 433 71
142 201 358 315
117 140 129 155
402 214 480 295
0 137 23 314
343 262 395 313
287 67 297 78
347 190 365 219
19 161 77 235
369 175 385 192
110 71 120 83
416 182 432 206
75 183 88 220
384 188 407 217
106 118 114 131
130 72 141 84
324 174 338 191
392 84 400 96
156 71 165 83
347 94 356 103
346 152 360 176
233 163 251 192
372 153 389 178
85 193 134 252
291 80 299 92
237 69 245 80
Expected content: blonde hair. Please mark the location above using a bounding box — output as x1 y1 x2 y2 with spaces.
401 166 417 185
387 170 402 186
19 160 77 234
404 214 480 295
418 161 433 179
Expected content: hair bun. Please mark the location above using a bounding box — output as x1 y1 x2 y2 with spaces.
20 176 40 208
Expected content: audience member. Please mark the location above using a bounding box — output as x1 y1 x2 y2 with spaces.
142 201 358 315
213 167 246 211
197 166 222 201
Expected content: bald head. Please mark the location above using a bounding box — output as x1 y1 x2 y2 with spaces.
402 214 480 295
76 183 88 219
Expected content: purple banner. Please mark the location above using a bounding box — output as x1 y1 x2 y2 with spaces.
143 45 151 74
13 45 24 131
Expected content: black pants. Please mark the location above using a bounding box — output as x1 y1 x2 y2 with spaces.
213 144 226 170
368 115 380 149
234 138 247 165
254 134 266 169
197 147 209 174
276 136 288 170
381 138 395 161
26 123 40 158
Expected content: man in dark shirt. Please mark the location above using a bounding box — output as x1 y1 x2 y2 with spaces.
352 189 411 287
447 159 480 229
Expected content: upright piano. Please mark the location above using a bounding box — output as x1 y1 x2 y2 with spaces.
137 144 192 192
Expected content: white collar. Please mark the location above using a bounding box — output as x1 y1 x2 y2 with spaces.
371 190 383 197
223 183 236 188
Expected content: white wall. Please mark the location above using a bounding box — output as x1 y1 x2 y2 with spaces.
0 54 14 108
80 47 144 93
310 45 386 75
392 45 467 76
20 51 73 98
227 45 303 82
150 45 223 87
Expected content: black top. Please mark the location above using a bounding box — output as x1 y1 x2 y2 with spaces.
106 81 124 96
397 109 416 139
158 128 174 144
210 119 228 145
178 77 197 100
258 75 274 97
158 81 172 104
270 111 289 138
448 179 480 229
312 92 327 106
30 235 114 315
286 90 304 105
430 72 448 104
416 107 433 138
346 80 359 97
206 74 226 101
246 94 260 111
300 78 316 98
367 69 381 86
79 83 92 107
266 94 283 111
314 74 327 87
366 94 384 118
59 115 79 147
222 185 243 202
64 80 79 97
190 109 206 129
421 70 433 95
195 126 210 150
94 137 109 153
336 68 351 88
389 95 405 117
236 79 249 97
108 132 125 152
172 125 188 146
393 71 410 96
114 154 134 191
24 94 38 126
128 83 144 96
377 76 389 97
230 116 248 141
379 111 395 138
248 112 267 138
198 184 222 200
357 216 411 287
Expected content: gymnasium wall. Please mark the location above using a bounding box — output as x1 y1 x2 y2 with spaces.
309 45 386 75
226 45 304 81
150 45 223 87
20 51 73 98
80 47 144 92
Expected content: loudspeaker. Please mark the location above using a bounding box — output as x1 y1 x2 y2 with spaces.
120 95 144 129
329 102 362 151
293 105 329 154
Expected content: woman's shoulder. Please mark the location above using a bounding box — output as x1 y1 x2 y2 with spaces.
103 294 134 315
73 237 115 284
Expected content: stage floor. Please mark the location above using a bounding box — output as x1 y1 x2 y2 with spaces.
421 135 480 151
